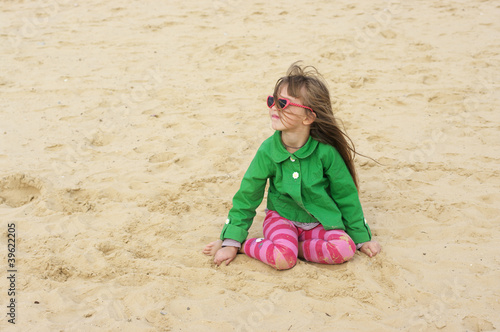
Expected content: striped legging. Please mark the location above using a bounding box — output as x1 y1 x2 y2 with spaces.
243 210 356 270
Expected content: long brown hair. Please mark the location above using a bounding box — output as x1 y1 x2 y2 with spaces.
273 62 360 188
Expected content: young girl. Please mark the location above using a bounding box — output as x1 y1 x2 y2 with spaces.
204 63 381 270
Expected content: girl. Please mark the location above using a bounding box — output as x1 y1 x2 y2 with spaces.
204 63 381 270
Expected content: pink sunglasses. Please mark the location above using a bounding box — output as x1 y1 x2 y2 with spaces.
267 96 314 113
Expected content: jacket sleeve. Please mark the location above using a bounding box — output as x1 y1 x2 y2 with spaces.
220 146 273 243
324 147 372 244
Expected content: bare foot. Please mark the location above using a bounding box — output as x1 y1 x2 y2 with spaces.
203 239 223 256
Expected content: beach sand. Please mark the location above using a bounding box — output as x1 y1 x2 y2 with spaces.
1 0 499 331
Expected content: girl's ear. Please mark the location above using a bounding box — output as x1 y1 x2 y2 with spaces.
303 111 317 125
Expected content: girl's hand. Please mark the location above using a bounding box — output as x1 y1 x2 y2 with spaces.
360 241 381 258
214 246 238 266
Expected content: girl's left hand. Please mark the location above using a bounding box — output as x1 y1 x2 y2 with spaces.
360 241 381 258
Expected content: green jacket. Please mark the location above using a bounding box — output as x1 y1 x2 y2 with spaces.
220 131 372 244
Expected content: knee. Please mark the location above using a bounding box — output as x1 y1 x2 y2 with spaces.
273 247 297 270
336 238 356 262
275 256 297 270
347 238 356 256
324 239 356 264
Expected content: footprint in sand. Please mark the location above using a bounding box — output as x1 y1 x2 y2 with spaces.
0 174 42 207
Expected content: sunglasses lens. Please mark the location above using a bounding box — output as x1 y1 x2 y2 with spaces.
267 96 274 108
278 99 288 109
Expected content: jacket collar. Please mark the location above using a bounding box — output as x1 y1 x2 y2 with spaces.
270 131 318 163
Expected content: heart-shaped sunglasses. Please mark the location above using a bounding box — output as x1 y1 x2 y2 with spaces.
267 96 314 113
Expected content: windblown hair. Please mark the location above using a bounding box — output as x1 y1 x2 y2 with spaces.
273 62 360 188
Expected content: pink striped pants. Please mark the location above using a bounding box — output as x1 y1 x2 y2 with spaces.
243 210 356 270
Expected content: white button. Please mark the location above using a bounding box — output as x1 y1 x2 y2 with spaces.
292 172 299 179
225 219 230 224
256 238 263 243
290 157 296 162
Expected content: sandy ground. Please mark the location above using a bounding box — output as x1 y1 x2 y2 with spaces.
1 0 499 331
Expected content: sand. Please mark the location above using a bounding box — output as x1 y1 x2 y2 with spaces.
1 0 499 331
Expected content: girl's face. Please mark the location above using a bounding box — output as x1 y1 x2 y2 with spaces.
269 85 311 132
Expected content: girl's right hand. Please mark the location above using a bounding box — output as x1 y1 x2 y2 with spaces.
214 246 238 266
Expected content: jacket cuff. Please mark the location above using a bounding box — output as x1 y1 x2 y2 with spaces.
220 222 249 243
348 219 372 244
